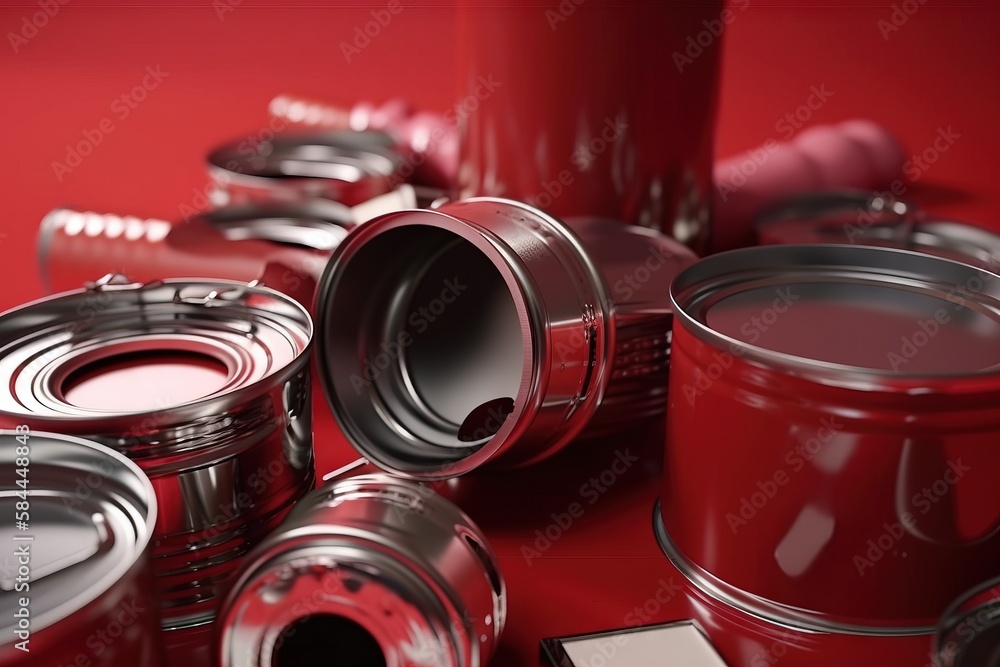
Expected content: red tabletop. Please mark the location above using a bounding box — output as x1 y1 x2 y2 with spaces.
2 2 999 666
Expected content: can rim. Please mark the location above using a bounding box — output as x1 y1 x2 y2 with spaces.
315 206 539 479
206 130 402 191
197 199 354 251
0 278 313 424
670 244 1000 388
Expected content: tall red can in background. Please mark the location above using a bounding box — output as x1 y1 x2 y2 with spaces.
457 1 725 254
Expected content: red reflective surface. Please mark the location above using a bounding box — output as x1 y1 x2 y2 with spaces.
3 2 1000 666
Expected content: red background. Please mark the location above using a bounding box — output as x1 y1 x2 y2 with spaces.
2 1 999 665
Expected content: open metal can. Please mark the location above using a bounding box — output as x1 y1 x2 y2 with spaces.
207 130 405 207
316 197 696 478
217 474 506 667
0 430 161 667
0 278 315 634
657 244 1000 633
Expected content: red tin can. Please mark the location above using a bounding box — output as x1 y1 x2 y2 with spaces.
457 2 723 254
658 244 1000 633
0 430 162 667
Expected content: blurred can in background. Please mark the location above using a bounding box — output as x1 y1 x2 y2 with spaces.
457 1 725 254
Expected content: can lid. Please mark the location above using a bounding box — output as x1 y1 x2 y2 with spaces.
0 278 312 435
671 244 1000 384
199 200 354 251
0 430 156 637
756 191 1000 271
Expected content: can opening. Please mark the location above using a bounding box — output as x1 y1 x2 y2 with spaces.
61 349 231 412
324 224 526 472
272 614 386 667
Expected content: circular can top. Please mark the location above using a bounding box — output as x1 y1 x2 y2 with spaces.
671 244 1000 389
207 130 404 207
756 190 1000 272
198 200 354 251
0 430 156 640
0 278 312 438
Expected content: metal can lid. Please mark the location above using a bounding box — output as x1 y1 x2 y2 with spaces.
671 244 1000 385
0 430 156 637
0 278 312 433
198 200 354 251
756 190 1000 271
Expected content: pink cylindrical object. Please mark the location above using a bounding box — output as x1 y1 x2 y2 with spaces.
711 119 907 252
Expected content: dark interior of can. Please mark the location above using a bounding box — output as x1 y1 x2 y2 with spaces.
272 614 386 667
323 225 525 471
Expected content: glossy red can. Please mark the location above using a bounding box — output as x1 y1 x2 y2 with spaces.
457 2 723 254
658 245 1000 633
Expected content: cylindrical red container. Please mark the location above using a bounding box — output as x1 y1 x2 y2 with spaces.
659 245 1000 633
457 3 723 253
0 430 162 667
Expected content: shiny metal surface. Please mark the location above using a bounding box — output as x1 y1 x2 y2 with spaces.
0 430 161 667
662 244 1000 630
316 198 696 478
207 130 404 207
0 279 315 630
756 190 1000 271
935 577 1000 667
217 474 506 667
